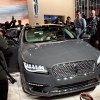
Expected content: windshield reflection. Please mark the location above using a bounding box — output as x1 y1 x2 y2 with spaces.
24 26 76 43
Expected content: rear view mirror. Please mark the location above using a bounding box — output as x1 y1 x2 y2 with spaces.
82 34 91 39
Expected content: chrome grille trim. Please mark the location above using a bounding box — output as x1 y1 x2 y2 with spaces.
52 60 95 79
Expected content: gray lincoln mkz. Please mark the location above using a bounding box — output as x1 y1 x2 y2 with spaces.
16 24 100 96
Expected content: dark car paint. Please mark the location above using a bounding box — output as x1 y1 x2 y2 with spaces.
20 40 99 68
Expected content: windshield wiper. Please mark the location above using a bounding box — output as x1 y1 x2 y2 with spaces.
32 40 51 43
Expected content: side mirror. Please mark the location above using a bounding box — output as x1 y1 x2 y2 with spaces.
81 34 91 39
81 34 91 43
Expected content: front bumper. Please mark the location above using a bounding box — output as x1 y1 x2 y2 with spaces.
22 69 100 97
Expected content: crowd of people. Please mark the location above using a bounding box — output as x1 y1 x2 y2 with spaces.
0 16 24 30
53 9 100 50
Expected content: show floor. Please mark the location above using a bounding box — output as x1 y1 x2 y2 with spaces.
8 72 100 100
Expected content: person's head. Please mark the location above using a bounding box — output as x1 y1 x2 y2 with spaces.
12 16 15 20
18 20 22 25
36 23 39 25
25 23 30 29
75 10 81 18
90 10 96 17
44 19 48 24
66 16 71 22
5 21 9 25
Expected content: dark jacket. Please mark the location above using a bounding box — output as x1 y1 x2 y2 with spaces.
87 17 99 35
0 36 8 80
96 20 100 39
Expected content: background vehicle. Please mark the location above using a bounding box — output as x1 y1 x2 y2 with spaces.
6 24 100 97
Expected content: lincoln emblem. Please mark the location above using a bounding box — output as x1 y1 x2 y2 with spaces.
74 64 78 74
33 0 38 16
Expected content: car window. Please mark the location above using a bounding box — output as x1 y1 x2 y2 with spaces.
24 26 76 43
6 29 17 38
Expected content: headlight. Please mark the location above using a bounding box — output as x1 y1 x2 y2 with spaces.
23 62 48 73
97 56 100 65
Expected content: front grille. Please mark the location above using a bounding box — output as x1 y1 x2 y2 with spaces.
52 60 95 79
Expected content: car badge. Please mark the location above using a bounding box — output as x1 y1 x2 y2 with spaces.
74 64 78 74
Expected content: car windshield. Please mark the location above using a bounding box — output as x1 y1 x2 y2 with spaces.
24 25 76 43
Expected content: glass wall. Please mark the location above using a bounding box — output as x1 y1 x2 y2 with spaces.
44 15 65 24
75 0 100 18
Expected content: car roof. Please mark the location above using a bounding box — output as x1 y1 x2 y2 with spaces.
36 24 65 27
26 24 65 28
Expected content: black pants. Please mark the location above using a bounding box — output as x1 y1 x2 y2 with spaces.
0 78 8 100
90 34 97 47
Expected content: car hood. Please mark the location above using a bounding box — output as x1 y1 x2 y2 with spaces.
20 40 100 68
